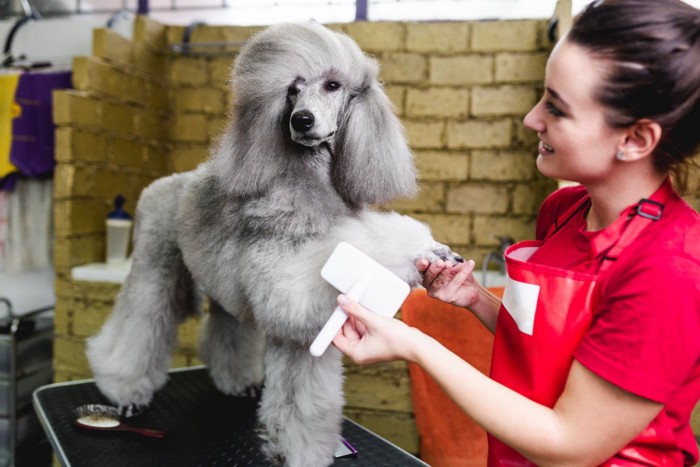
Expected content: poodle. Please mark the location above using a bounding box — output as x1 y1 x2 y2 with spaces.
87 21 462 467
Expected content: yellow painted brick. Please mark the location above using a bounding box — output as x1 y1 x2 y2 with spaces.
380 53 427 84
177 316 203 349
471 85 538 116
57 278 121 301
415 150 469 181
168 146 209 173
131 42 167 77
343 22 404 52
471 150 537 181
403 120 445 149
447 119 512 149
73 57 133 102
220 25 262 43
52 90 102 127
53 165 75 198
430 55 493 85
495 52 548 83
174 87 226 114
169 57 209 86
134 15 167 50
72 300 114 337
406 22 469 53
93 28 132 66
93 169 132 199
54 165 103 198
345 361 413 412
412 213 470 245
53 235 104 274
691 402 700 439
53 336 90 376
209 57 234 85
102 100 134 135
515 117 541 148
473 214 536 246
170 114 210 143
406 87 469 118
208 117 229 142
144 145 168 173
144 80 169 110
471 20 540 52
110 137 144 168
388 181 445 213
384 85 405 116
54 200 107 235
55 128 107 163
513 181 556 215
53 300 72 336
446 183 509 214
124 75 147 106
133 109 167 140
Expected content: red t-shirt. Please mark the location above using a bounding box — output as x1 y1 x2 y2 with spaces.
530 183 700 465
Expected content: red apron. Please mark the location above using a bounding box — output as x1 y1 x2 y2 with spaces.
488 181 676 466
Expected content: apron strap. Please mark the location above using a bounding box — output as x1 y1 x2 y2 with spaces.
597 179 673 272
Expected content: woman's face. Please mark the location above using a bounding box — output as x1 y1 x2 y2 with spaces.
524 39 626 185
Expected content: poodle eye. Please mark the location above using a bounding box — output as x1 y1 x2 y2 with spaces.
287 85 299 96
325 80 341 92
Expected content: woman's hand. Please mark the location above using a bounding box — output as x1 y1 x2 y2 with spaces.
417 257 502 333
417 258 481 309
332 295 421 365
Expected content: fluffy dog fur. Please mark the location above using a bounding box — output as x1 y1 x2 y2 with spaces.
87 22 461 466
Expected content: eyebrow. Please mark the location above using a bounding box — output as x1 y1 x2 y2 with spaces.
546 87 570 109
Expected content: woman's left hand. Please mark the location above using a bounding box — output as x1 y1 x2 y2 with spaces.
332 295 419 365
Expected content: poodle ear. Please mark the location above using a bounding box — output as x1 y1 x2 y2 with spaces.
332 81 418 206
210 105 290 198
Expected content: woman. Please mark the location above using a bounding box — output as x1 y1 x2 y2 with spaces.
332 0 700 465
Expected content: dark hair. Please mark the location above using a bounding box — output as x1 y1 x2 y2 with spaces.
567 0 700 186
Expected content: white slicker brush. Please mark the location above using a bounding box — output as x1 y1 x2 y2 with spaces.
310 242 410 357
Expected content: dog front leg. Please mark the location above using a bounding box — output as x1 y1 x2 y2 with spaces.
86 248 196 411
200 300 265 396
258 340 344 467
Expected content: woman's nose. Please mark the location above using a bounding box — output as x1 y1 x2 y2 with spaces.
523 102 544 133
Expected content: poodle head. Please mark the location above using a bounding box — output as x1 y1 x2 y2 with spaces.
211 22 418 206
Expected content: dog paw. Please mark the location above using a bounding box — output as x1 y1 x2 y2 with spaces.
118 404 144 418
414 242 464 265
234 384 263 399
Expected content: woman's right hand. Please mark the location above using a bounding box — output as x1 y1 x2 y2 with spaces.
417 258 481 309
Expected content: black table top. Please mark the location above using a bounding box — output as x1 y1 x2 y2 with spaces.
33 366 427 467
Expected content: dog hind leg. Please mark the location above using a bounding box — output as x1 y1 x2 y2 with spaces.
258 341 344 467
199 300 265 396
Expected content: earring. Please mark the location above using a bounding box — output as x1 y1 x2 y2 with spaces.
616 150 626 161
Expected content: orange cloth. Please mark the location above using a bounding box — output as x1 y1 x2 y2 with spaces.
401 287 504 467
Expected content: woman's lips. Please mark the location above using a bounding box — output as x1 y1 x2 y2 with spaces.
539 141 554 155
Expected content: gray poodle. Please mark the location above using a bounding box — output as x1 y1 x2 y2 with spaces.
87 21 461 466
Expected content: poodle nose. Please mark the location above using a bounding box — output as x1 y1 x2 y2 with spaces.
291 110 315 132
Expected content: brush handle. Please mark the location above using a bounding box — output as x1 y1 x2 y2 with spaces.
310 272 373 357
121 424 166 438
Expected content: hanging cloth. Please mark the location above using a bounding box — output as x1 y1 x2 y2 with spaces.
10 70 72 178
0 73 21 180
488 180 677 466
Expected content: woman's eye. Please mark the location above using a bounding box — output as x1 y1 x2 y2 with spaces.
545 101 565 117
325 80 340 92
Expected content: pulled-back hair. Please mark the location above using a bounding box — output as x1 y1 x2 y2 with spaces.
568 0 700 185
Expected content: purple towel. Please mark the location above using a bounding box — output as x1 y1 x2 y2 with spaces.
10 70 72 178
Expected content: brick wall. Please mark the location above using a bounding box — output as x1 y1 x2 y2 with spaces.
51 16 700 455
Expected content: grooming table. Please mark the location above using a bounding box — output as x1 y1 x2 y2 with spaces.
33 366 427 466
